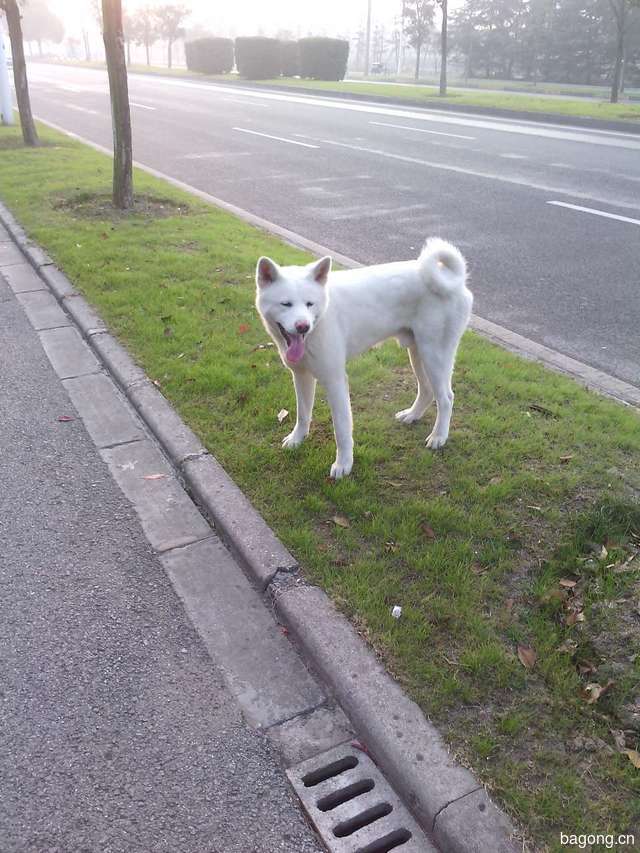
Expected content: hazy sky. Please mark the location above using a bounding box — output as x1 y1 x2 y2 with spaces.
50 0 406 40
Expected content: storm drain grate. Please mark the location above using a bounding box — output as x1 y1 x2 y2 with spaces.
287 743 438 853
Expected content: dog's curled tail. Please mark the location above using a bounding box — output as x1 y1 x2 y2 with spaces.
418 238 467 297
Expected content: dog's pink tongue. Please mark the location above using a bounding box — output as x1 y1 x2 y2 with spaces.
286 333 306 363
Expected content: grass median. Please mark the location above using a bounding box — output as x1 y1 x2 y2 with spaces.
2 122 639 851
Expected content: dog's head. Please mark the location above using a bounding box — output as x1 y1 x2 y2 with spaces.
255 255 331 364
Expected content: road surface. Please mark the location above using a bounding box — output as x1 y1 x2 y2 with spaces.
23 63 640 387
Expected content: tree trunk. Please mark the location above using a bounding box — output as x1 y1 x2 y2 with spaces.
167 38 172 69
102 0 133 209
83 29 92 61
439 0 448 95
3 0 39 146
610 0 626 103
126 38 131 65
414 42 421 80
145 40 150 66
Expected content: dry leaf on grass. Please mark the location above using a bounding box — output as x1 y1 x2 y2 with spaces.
420 521 436 540
277 409 289 424
557 638 578 654
517 645 537 669
622 749 640 769
331 515 350 529
611 729 627 751
582 680 614 704
559 578 578 588
237 324 250 334
559 454 574 464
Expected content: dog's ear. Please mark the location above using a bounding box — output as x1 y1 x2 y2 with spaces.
309 256 332 286
256 257 280 287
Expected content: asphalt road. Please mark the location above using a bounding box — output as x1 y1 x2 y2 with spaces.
24 63 640 386
0 272 321 852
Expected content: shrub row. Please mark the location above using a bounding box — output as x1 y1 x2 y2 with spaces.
185 36 349 81
184 38 234 75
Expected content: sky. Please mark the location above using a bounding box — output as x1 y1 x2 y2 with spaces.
49 0 408 41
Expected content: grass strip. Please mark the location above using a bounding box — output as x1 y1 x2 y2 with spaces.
1 122 639 851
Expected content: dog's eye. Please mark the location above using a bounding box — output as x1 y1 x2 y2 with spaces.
280 301 293 307
306 302 314 308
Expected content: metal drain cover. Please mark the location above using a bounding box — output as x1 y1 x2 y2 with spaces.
287 742 437 853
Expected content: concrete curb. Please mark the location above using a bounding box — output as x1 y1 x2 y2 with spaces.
0 200 524 851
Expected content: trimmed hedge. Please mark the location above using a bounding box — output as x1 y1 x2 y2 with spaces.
298 37 349 81
185 37 234 74
235 37 282 79
280 40 300 77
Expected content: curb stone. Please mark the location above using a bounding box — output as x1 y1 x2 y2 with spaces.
0 199 533 853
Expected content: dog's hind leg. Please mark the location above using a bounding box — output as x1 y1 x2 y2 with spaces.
283 368 316 448
395 343 434 424
414 340 457 449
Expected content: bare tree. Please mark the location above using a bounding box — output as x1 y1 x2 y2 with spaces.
403 0 434 80
154 4 189 69
0 0 38 145
21 0 64 57
129 6 157 66
102 0 133 208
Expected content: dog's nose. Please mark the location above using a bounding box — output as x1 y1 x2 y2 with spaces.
295 321 310 334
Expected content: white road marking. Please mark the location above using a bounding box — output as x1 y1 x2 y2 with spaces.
222 97 269 107
369 121 475 140
500 153 528 159
183 151 252 159
319 138 640 211
233 127 319 148
130 101 156 110
547 201 640 226
64 103 100 115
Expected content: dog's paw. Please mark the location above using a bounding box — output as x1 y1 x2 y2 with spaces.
426 431 447 450
395 407 422 424
330 459 353 480
282 429 306 449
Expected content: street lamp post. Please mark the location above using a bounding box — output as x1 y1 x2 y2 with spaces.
364 0 372 77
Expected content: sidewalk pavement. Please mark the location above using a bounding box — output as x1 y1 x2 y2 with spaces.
0 267 322 851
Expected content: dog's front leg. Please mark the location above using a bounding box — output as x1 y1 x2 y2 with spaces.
324 374 353 479
282 368 316 449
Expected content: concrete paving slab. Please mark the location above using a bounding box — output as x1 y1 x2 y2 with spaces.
39 326 101 380
63 373 144 449
266 706 354 767
128 381 205 464
182 454 298 588
16 289 70 330
433 787 519 853
161 536 326 728
276 584 480 829
1 263 46 293
101 440 212 553
0 242 25 267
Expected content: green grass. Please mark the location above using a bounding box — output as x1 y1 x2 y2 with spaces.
37 58 640 123
2 123 639 851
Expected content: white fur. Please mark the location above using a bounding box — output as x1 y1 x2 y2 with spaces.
255 238 473 479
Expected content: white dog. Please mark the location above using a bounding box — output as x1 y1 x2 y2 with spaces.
255 239 472 479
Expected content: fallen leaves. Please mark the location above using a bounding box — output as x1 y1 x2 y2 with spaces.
581 680 614 705
237 323 250 335
277 408 289 424
419 520 436 540
57 415 75 422
622 749 640 769
517 644 537 670
331 515 350 529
